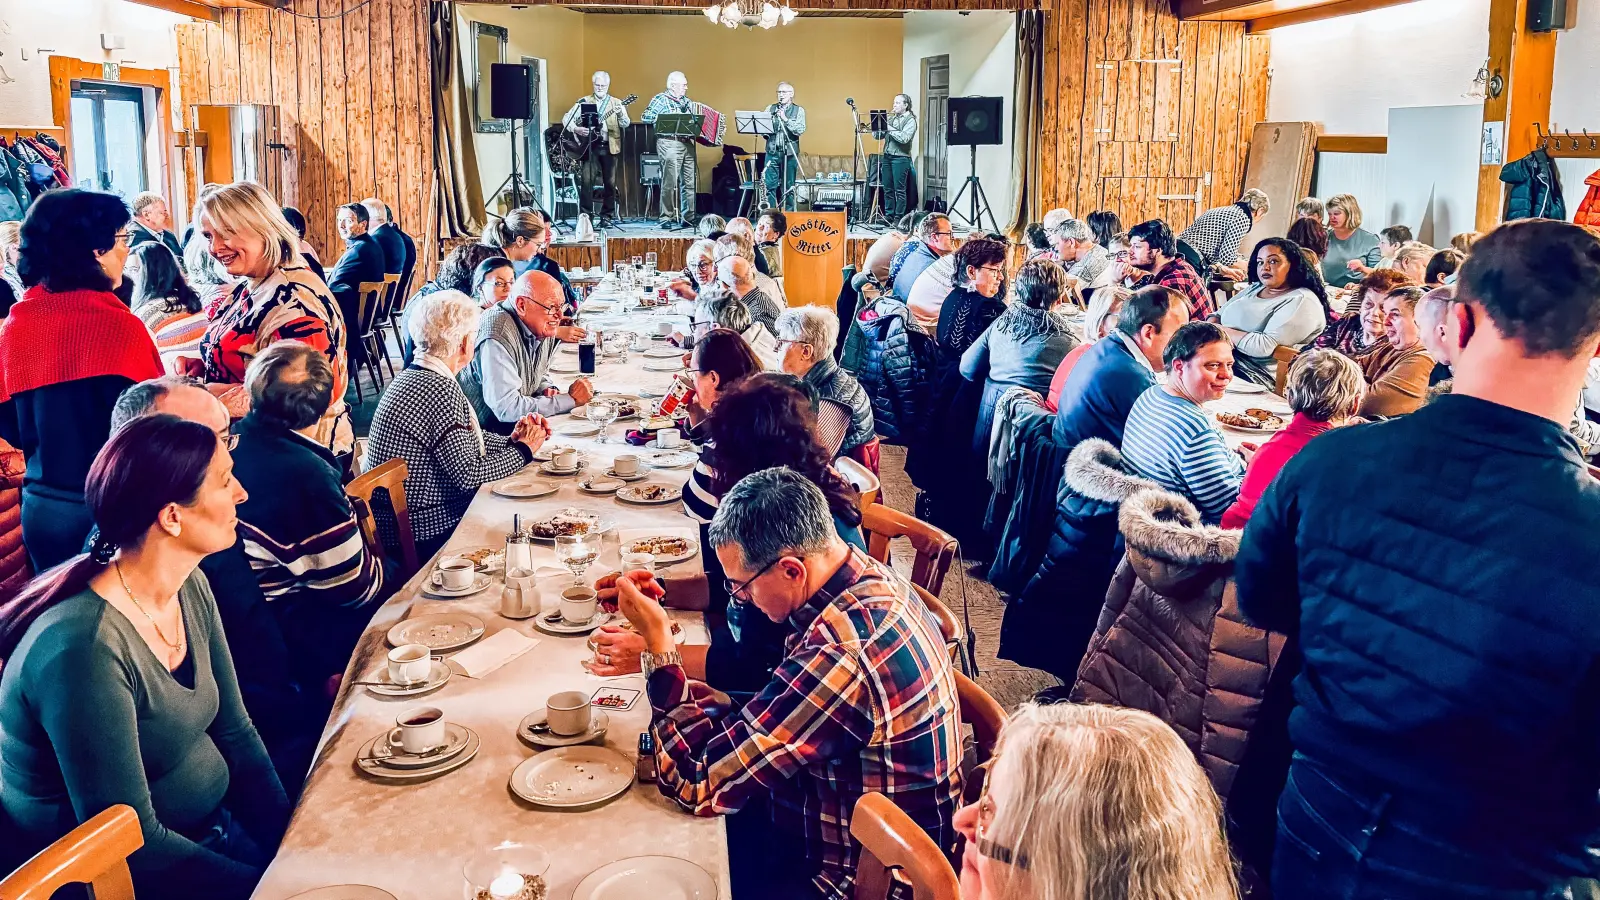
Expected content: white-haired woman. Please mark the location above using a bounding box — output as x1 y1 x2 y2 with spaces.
954 702 1237 900
669 238 720 303
191 182 351 453
365 291 550 560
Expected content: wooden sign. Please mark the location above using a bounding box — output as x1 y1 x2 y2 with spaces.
780 211 848 308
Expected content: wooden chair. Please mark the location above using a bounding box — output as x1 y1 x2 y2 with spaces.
911 583 960 655
345 458 419 575
955 670 1006 802
733 153 761 219
350 281 389 403
0 804 144 900
836 456 880 509
851 792 960 900
374 273 401 378
1272 344 1301 395
816 398 852 457
862 504 958 595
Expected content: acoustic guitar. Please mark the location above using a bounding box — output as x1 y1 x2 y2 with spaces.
556 94 638 167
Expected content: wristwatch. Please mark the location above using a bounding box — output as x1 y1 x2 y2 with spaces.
642 649 683 678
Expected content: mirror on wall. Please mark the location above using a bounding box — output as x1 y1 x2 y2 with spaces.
473 22 508 134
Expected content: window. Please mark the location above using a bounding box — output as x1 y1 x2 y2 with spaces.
70 83 148 198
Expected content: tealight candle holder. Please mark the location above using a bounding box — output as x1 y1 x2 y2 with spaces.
463 842 550 900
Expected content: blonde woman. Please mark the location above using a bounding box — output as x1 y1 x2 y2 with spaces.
1321 193 1381 289
954 702 1237 900
482 207 577 310
191 181 351 454
1392 242 1437 286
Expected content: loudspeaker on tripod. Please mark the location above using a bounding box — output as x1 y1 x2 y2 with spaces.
489 63 532 120
947 96 1004 146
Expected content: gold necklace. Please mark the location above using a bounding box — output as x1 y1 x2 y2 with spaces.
114 560 185 655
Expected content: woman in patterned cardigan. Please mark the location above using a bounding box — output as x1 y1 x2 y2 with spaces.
365 291 550 561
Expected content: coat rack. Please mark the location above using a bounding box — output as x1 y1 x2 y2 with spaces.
1534 123 1600 158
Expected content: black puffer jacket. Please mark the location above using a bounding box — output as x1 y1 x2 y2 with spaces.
1501 148 1567 221
999 439 1158 680
851 296 937 445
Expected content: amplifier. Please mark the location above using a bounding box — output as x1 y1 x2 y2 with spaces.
639 154 663 185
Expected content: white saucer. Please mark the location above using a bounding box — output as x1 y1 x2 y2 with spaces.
386 613 486 652
362 722 472 769
643 346 685 359
492 478 561 499
364 659 452 697
422 572 493 599
578 477 624 494
644 439 691 451
557 422 602 437
646 450 697 469
534 609 614 635
354 727 479 783
602 467 649 481
643 360 686 372
539 460 587 476
517 709 611 748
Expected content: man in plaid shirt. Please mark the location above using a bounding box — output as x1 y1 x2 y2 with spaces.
609 467 963 899
1119 218 1216 320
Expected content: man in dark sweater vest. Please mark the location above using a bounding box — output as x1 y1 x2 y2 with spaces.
1237 220 1600 899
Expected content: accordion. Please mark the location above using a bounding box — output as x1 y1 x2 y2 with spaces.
696 104 727 148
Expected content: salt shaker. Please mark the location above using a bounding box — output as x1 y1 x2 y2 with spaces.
506 514 534 574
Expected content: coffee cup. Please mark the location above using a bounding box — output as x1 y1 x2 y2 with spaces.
387 644 432 685
613 454 639 476
391 706 447 754
657 428 682 449
437 557 475 590
546 690 591 736
560 585 599 624
554 447 579 471
655 321 674 337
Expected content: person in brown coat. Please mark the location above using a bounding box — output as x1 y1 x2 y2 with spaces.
1071 487 1292 881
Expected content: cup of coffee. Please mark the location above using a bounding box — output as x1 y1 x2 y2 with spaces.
657 428 682 449
560 585 599 624
613 454 639 477
655 321 674 337
391 706 447 754
554 447 579 470
387 644 432 685
437 557 475 590
546 690 591 736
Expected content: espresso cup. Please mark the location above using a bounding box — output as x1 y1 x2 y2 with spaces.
437 558 475 590
655 321 674 336
560 585 599 624
657 428 682 449
613 454 639 476
546 690 591 736
391 706 447 754
387 644 432 685
554 448 579 470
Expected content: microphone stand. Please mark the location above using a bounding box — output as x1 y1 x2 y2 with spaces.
846 98 866 228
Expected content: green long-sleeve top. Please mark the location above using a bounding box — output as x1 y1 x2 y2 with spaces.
0 572 289 898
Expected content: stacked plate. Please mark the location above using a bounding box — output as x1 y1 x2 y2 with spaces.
355 723 481 783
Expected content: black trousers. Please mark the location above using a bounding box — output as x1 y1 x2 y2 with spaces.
883 154 913 219
586 146 619 218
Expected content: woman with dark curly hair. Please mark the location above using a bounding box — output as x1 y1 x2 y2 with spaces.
130 242 207 371
1218 237 1331 387
0 189 164 568
587 374 864 691
1286 215 1329 263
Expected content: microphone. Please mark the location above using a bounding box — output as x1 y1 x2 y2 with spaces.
845 97 856 107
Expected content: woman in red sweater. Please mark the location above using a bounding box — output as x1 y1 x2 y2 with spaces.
1221 349 1365 529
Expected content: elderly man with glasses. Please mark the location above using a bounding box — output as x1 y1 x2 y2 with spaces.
890 213 955 303
606 466 962 900
458 270 594 434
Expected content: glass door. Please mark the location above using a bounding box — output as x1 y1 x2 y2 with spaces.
69 83 148 198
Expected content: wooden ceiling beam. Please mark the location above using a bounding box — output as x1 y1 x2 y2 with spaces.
1245 0 1419 32
1317 134 1387 154
122 0 222 22
1475 0 1557 229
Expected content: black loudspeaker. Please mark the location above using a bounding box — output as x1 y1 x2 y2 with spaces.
639 154 663 185
1527 0 1575 31
948 96 1004 146
489 63 532 120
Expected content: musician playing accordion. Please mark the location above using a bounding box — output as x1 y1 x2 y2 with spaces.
640 71 701 228
562 71 632 225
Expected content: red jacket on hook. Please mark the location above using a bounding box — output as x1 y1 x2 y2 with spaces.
1575 168 1600 228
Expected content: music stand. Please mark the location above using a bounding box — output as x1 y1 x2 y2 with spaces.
653 112 703 229
736 111 779 209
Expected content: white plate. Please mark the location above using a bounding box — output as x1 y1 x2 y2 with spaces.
560 342 581 352
518 709 611 748
578 477 625 494
539 460 587 477
616 483 683 505
361 722 472 769
572 857 718 900
285 887 398 900
646 450 697 469
534 609 614 635
421 572 493 599
354 727 479 783
643 346 685 359
643 360 686 372
1218 419 1287 435
525 508 610 541
557 421 602 437
573 404 642 422
622 536 699 566
550 361 581 374
531 443 573 462
1225 380 1270 394
509 745 634 809
602 467 649 482
364 659 452 697
492 478 562 500
387 613 486 651
645 439 690 451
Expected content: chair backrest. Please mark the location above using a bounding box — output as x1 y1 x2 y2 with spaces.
734 153 758 183
379 273 402 320
850 793 961 900
0 805 144 900
955 670 1005 772
355 281 387 338
1272 344 1301 396
816 398 852 457
862 503 958 595
912 583 960 656
835 456 880 509
345 457 418 574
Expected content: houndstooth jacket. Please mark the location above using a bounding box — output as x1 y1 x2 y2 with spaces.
364 365 533 546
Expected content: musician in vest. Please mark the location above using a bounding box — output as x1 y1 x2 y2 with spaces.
882 93 918 220
641 71 700 228
458 271 595 435
563 71 632 225
762 82 807 211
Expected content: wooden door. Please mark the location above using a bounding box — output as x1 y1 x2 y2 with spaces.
921 55 949 207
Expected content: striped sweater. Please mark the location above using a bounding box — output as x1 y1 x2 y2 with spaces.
1121 385 1245 525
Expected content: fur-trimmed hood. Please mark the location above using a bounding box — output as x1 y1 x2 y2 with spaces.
1063 438 1161 504
1119 489 1241 597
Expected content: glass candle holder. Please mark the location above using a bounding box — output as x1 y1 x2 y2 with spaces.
463 842 550 900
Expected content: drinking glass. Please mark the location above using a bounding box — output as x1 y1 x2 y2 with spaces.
588 398 619 444
555 533 600 587
645 252 658 276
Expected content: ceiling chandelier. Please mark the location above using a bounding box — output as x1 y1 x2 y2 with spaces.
703 0 797 29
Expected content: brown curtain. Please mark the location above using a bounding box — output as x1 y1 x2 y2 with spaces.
430 0 485 242
1004 8 1044 240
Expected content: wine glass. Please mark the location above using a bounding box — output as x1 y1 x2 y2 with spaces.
555 532 600 587
588 398 619 444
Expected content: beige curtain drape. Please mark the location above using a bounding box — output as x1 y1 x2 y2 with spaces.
1004 9 1044 240
431 0 485 242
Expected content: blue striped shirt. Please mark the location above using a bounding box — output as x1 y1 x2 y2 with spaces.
1121 385 1246 524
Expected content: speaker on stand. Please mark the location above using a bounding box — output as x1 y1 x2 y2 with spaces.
487 63 544 220
946 96 1003 234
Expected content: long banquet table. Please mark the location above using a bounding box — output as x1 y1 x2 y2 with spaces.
252 284 730 899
